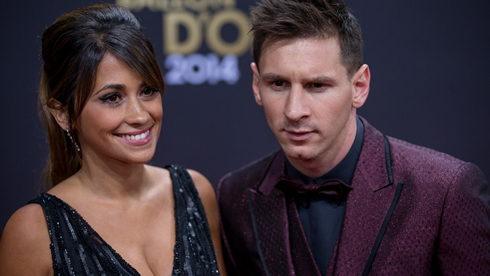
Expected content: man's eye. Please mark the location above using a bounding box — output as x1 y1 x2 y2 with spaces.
306 83 329 91
273 81 284 86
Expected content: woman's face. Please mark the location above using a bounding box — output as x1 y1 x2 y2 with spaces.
76 53 163 166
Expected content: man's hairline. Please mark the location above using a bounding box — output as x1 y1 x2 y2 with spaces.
254 35 357 80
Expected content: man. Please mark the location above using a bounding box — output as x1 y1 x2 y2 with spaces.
217 0 490 275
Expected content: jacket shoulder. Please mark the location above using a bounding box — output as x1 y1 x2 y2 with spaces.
388 136 465 169
218 151 278 195
387 136 486 187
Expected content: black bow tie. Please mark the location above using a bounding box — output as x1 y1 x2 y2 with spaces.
276 175 352 201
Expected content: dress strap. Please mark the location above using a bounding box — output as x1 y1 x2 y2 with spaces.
166 164 220 275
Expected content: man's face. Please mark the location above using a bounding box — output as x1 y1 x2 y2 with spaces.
252 37 370 176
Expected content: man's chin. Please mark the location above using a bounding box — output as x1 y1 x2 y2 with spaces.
282 146 315 163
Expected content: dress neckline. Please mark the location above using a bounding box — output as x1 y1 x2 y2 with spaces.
41 171 177 275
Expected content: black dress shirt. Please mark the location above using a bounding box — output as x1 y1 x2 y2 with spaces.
285 116 364 275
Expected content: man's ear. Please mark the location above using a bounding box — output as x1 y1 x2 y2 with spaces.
48 98 69 130
351 64 370 109
251 62 263 106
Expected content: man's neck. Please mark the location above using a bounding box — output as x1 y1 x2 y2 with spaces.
286 115 363 179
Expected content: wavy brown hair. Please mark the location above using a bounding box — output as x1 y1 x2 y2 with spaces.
250 0 363 78
39 3 165 188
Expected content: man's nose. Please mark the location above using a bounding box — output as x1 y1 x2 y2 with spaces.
284 86 310 122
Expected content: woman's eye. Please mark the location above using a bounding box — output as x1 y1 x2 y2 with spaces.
141 87 159 97
100 93 122 105
107 95 119 101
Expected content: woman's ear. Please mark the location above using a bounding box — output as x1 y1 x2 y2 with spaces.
48 98 69 130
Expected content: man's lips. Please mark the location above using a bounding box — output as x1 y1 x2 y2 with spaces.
284 130 314 141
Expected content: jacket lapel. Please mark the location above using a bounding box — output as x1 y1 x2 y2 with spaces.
328 118 398 275
287 196 322 275
247 187 295 275
248 151 319 275
247 119 400 275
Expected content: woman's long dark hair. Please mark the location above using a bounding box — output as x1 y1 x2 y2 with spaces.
39 3 165 188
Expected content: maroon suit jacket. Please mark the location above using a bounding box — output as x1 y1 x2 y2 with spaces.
217 118 490 275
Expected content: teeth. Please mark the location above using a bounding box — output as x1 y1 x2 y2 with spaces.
123 130 149 141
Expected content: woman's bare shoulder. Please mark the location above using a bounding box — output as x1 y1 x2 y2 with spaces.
187 169 216 202
0 203 52 275
1 204 48 246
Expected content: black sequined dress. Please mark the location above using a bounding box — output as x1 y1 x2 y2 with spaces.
29 165 220 275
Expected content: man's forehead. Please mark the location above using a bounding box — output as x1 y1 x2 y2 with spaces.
256 37 348 82
261 35 339 53
259 36 342 67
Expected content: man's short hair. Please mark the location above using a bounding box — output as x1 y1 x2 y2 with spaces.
250 0 363 78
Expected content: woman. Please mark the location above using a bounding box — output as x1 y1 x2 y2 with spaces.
0 3 225 275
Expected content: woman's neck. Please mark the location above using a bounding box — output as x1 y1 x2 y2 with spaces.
76 158 153 201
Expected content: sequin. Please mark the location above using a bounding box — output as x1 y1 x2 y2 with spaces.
28 164 220 275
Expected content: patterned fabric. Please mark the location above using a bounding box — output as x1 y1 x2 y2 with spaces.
29 164 220 275
217 117 490 276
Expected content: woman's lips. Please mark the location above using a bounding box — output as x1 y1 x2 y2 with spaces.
115 129 152 146
120 129 150 141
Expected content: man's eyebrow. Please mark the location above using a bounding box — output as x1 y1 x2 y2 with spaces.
304 76 335 83
261 73 335 83
260 73 286 80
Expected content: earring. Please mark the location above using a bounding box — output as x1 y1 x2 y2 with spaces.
66 124 81 152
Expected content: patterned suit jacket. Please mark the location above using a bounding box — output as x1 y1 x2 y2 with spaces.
217 118 490 275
